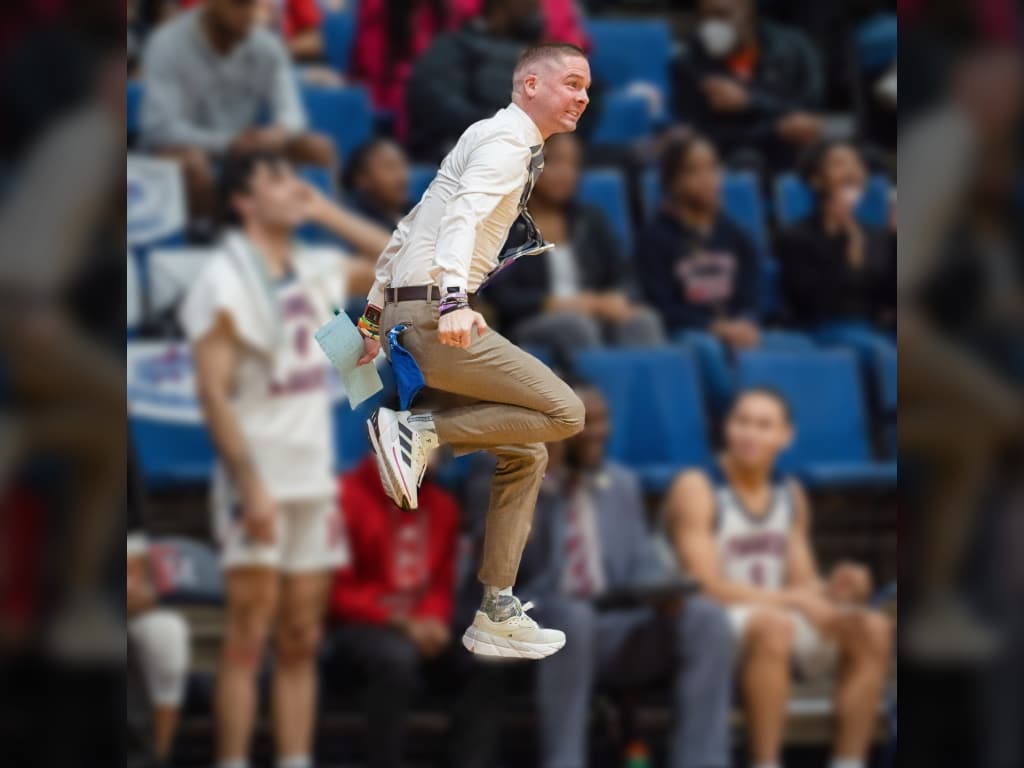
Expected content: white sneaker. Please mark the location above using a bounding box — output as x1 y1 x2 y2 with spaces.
366 407 434 510
462 597 566 660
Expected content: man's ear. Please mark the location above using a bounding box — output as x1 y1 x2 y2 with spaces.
523 72 538 97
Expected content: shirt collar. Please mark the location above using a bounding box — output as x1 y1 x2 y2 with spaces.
507 101 545 147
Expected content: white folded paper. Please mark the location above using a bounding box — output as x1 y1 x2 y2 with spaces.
314 312 383 408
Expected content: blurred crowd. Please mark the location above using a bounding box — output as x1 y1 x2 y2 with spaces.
120 0 903 767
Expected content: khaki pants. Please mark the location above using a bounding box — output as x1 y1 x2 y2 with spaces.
381 297 585 587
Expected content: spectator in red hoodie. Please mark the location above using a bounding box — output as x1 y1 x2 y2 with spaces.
327 453 460 768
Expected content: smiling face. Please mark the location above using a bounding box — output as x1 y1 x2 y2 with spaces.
517 52 592 139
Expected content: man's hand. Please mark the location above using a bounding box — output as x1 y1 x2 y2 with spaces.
786 589 840 631
702 76 750 112
827 562 873 605
710 318 761 350
241 478 278 544
296 178 332 224
357 336 380 365
593 292 635 323
230 126 291 153
400 617 451 658
776 112 823 145
438 307 487 349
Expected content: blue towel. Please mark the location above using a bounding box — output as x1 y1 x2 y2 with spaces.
387 324 426 410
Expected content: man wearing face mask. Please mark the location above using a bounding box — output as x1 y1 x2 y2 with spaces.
405 0 600 162
674 0 825 175
776 140 895 357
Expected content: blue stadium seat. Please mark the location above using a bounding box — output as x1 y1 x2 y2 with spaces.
301 85 373 161
322 10 357 74
148 536 225 605
773 173 891 229
127 80 143 139
735 349 896 487
856 14 897 74
130 417 215 488
584 19 673 115
407 164 438 205
590 90 653 145
572 348 711 491
642 169 768 256
577 168 631 249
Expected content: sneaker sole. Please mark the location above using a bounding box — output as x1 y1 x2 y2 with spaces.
461 625 565 660
366 412 413 510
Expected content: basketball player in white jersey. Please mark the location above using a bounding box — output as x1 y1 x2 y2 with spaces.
665 388 892 768
181 150 384 768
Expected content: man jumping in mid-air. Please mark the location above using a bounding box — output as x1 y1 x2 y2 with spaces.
355 42 591 659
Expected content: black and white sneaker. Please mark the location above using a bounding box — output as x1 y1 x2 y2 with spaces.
366 407 437 510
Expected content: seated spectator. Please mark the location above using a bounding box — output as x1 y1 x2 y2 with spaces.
673 0 824 175
127 532 190 764
485 132 663 360
777 140 895 362
354 0 588 145
341 137 412 230
665 388 893 768
179 0 325 61
328 454 500 768
350 0 455 139
405 0 600 162
140 0 335 221
463 383 735 768
636 134 760 410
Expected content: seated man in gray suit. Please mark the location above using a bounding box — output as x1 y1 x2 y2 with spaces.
464 382 735 768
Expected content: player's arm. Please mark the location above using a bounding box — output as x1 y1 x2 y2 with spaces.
667 470 789 607
192 313 277 541
783 479 825 593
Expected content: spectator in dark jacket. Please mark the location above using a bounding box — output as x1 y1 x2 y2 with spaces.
636 134 762 411
405 0 600 162
484 133 663 359
637 134 760 341
341 137 412 230
673 0 824 175
777 140 895 361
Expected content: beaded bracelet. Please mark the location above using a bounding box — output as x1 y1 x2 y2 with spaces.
438 290 470 317
357 304 382 340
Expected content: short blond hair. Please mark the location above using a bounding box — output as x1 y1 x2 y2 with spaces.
511 42 587 95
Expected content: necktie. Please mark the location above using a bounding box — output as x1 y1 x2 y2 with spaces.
563 484 597 599
478 144 553 290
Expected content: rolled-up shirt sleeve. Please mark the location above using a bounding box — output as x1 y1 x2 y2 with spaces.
431 135 529 292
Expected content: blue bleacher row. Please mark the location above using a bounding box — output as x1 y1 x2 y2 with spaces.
129 341 895 496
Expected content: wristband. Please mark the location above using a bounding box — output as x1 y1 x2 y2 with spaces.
357 304 382 340
438 290 470 317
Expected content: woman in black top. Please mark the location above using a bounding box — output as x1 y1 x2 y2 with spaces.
636 134 761 344
777 140 895 358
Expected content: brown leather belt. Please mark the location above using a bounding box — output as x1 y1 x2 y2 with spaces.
384 285 442 303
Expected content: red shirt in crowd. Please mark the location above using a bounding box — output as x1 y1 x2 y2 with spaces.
330 455 460 625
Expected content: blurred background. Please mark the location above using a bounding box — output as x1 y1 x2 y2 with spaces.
121 0 901 767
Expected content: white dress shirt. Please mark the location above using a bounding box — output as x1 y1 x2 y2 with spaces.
366 102 544 307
